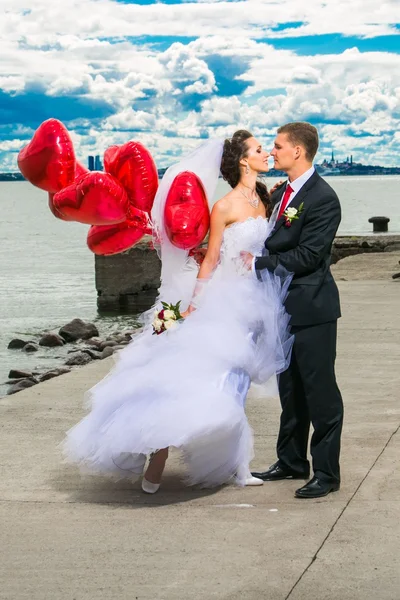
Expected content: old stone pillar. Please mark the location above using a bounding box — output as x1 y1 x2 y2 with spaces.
95 236 161 312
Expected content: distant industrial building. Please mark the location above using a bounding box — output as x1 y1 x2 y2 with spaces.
94 155 103 171
88 155 103 171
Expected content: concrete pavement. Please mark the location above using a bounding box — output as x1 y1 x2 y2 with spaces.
1 253 399 600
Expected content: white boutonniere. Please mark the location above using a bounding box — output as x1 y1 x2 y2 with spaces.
283 202 304 228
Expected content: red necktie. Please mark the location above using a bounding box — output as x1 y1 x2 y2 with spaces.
278 184 294 219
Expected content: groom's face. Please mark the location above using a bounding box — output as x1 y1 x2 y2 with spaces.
271 133 297 172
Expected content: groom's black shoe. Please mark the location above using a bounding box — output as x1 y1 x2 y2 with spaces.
251 462 309 482
295 476 340 499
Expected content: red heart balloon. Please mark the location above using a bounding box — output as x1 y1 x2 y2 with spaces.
18 119 75 193
103 145 119 172
164 171 210 250
87 221 146 255
53 171 129 225
47 161 90 221
75 161 89 183
104 141 158 213
48 192 69 221
126 205 152 234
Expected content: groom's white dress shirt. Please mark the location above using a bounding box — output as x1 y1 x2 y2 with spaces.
279 165 315 210
251 165 316 274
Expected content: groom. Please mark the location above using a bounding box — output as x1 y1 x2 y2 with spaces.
242 122 344 499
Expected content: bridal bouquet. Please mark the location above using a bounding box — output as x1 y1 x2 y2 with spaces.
152 301 183 335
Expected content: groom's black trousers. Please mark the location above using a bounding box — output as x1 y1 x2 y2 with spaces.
277 320 343 484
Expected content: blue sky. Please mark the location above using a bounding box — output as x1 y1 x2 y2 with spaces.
0 0 399 170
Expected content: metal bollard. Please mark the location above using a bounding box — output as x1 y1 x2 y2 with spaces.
368 216 390 233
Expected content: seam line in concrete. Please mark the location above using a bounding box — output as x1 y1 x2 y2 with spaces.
284 421 400 600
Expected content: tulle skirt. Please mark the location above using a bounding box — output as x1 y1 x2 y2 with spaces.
63 267 293 487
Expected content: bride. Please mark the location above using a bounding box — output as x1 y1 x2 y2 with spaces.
64 130 293 493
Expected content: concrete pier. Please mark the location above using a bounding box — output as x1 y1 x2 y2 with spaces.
1 251 399 600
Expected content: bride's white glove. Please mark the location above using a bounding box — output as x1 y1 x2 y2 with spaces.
181 278 210 317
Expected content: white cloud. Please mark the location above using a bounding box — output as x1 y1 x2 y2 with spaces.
343 82 398 114
1 0 398 41
198 96 243 126
287 66 322 85
160 43 216 95
0 0 399 169
0 139 26 151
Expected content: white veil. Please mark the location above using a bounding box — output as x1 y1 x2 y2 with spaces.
150 138 224 309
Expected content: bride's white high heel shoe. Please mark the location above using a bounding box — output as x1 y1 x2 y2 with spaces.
141 450 167 493
236 465 264 486
141 477 160 494
244 475 264 486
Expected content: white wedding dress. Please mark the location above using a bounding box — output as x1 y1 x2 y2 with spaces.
64 216 293 487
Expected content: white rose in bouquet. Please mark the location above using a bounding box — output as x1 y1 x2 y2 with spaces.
163 309 176 321
153 318 163 332
152 300 183 335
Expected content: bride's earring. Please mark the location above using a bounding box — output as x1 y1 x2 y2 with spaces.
245 164 249 175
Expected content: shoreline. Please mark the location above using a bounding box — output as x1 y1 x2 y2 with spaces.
2 319 141 397
2 171 400 182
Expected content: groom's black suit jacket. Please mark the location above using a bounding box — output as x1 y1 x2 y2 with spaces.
255 171 341 327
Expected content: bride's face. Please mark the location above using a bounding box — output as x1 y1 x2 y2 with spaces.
242 137 270 173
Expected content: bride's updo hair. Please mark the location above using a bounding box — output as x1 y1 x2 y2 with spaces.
220 129 271 215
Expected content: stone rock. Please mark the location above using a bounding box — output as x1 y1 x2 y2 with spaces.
39 367 71 382
22 343 39 353
8 369 33 379
98 340 119 351
59 319 99 342
113 333 134 344
105 334 120 340
384 244 400 252
5 376 38 385
333 239 356 249
65 351 93 366
101 346 116 359
39 332 65 347
122 328 141 337
84 337 102 348
7 378 38 395
67 346 80 354
81 348 102 360
7 338 31 350
5 378 27 385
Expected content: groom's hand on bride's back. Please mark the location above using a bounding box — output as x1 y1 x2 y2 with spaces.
240 252 254 270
